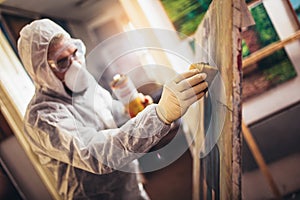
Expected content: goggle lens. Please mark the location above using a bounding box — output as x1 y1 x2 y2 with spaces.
49 48 78 73
55 49 78 72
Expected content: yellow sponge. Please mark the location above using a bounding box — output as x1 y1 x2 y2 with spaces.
189 62 218 86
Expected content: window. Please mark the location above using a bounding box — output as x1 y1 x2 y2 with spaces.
242 2 297 100
290 0 300 23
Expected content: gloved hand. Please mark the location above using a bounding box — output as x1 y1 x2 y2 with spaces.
156 69 208 124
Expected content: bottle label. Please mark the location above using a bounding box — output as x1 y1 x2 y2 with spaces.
111 74 145 117
112 78 138 105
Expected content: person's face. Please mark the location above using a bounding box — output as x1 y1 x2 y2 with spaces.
48 39 79 81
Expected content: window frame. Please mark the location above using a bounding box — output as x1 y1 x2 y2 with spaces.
243 0 300 125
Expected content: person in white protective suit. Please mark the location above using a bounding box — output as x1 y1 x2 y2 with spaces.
17 18 208 200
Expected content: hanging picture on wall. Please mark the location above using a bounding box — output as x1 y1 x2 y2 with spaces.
160 0 212 38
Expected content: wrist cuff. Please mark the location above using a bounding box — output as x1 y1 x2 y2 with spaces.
155 106 172 125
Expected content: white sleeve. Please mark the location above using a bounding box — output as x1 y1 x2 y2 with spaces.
24 104 170 174
95 84 130 127
111 99 130 127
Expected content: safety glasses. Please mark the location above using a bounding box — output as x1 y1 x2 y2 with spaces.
48 48 78 72
48 39 85 73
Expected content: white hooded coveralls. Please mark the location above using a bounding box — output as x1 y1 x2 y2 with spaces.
17 19 171 200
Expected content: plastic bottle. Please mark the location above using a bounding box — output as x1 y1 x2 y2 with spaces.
110 74 145 118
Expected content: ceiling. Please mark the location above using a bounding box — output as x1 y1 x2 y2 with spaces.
0 0 119 22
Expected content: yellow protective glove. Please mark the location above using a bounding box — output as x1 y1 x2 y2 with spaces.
156 69 208 124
